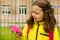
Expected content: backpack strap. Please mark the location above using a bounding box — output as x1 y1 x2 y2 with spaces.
27 25 30 40
27 25 54 40
49 31 54 40
27 25 30 35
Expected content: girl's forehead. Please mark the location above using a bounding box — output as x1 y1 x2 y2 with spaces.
32 5 42 11
32 5 43 13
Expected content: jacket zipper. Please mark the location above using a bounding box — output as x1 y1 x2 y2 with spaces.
36 23 40 40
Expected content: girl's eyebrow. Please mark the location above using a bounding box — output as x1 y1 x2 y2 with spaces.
32 11 39 14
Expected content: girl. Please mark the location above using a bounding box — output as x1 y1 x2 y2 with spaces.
16 0 60 40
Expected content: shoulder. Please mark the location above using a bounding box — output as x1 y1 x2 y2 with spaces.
54 25 58 31
54 25 58 33
24 23 28 28
23 23 28 30
54 25 59 37
54 25 60 40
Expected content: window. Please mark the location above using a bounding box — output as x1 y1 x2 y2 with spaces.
19 5 27 15
1 5 11 15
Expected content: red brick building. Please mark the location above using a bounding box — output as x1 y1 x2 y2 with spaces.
0 0 60 27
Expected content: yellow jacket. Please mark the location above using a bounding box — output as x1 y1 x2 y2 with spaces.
17 22 60 40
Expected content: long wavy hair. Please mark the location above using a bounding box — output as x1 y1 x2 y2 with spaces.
26 0 56 33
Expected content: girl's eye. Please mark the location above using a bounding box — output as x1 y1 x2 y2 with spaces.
35 13 39 15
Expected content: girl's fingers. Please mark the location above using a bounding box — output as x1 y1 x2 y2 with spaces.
16 32 22 37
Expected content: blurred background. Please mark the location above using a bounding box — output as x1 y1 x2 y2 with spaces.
0 0 60 40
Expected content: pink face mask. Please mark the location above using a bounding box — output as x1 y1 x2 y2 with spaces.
11 25 22 33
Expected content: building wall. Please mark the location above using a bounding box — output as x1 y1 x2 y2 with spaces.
0 0 60 27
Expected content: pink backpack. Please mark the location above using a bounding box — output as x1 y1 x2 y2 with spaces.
27 25 54 40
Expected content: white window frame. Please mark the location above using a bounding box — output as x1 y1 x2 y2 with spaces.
1 5 11 15
19 5 27 15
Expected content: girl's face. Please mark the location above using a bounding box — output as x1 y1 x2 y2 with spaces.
31 5 44 22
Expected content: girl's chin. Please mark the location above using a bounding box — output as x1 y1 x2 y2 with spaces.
34 20 43 22
34 20 40 22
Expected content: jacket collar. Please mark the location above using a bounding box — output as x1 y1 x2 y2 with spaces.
34 21 44 25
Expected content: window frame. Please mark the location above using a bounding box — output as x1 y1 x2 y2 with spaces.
1 5 11 15
19 5 27 15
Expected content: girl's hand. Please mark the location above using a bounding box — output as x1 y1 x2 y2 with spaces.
11 25 22 37
16 32 22 37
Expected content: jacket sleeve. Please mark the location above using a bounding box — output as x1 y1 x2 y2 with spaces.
54 27 60 40
16 24 28 40
22 24 28 40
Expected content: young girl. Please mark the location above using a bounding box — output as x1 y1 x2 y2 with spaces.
16 0 60 40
